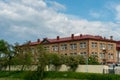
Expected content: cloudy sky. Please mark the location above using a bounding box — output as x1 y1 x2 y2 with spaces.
1 0 120 44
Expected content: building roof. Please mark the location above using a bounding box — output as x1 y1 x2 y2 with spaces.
27 34 116 46
41 34 115 44
21 34 120 50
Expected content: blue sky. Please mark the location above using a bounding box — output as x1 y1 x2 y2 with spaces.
0 0 120 44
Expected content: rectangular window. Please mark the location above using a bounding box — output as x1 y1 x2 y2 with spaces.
61 44 67 50
108 44 113 50
100 43 106 49
80 42 86 48
92 42 97 48
91 52 97 56
80 52 87 57
100 53 105 59
70 52 77 55
108 53 114 59
70 43 77 50
52 45 58 51
44 46 49 51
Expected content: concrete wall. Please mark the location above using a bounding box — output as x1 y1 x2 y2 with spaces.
48 65 108 74
3 65 110 74
76 65 107 73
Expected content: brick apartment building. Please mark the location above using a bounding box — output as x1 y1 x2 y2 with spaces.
26 34 117 64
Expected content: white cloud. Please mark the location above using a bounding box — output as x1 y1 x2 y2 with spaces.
0 0 120 44
47 1 66 11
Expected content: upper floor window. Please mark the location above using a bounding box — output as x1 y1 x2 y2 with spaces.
44 46 49 51
70 43 77 50
108 44 113 50
91 42 97 48
80 42 86 48
52 45 58 51
61 44 67 50
100 43 106 49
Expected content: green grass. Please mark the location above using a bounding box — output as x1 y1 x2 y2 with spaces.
44 78 80 80
0 71 120 80
0 78 22 80
0 78 80 80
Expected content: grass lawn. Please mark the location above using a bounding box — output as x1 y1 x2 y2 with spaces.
0 71 120 80
0 78 22 80
0 78 80 80
44 78 80 80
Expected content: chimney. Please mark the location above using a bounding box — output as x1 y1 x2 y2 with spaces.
80 34 82 37
110 36 113 40
71 34 74 39
37 39 40 42
57 36 60 40
104 37 106 39
29 40 31 43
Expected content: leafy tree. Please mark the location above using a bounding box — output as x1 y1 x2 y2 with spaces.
45 53 67 71
88 55 99 65
0 40 13 71
66 55 79 71
11 43 32 71
33 45 48 80
78 55 86 64
50 53 63 71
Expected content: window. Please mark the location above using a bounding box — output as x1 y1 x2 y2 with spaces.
91 52 97 56
80 52 87 57
100 53 105 59
100 43 106 49
52 45 58 51
44 46 49 51
61 44 67 50
108 53 114 59
80 42 86 48
70 43 77 50
70 52 77 55
92 42 97 48
108 44 113 50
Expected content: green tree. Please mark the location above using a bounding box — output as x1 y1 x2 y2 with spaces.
24 44 48 80
11 43 32 71
66 55 79 71
78 55 86 64
0 40 13 71
88 55 99 65
45 53 67 71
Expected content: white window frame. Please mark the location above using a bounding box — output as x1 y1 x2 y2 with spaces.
80 42 86 48
70 43 77 50
52 45 58 51
61 44 67 50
